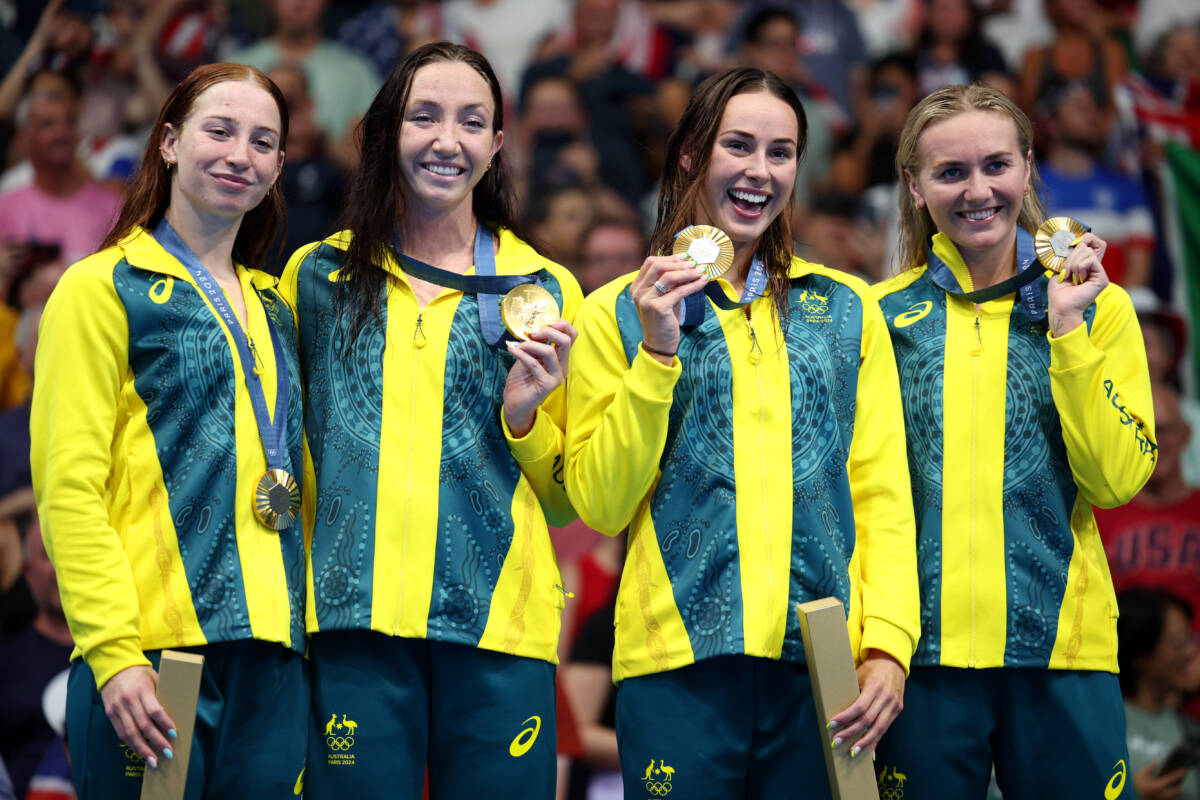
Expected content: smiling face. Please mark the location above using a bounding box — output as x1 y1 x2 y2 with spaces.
397 60 504 216
905 109 1031 270
161 79 284 224
693 91 799 249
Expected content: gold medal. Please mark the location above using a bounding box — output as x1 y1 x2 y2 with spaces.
1034 217 1088 273
254 468 300 530
672 225 735 280
501 283 560 341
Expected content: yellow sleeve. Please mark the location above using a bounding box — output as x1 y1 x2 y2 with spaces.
502 264 584 527
1048 284 1157 509
848 296 920 672
30 258 151 688
564 282 680 535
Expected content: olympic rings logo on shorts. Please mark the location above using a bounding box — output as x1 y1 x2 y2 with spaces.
880 789 904 800
326 736 355 751
644 780 673 796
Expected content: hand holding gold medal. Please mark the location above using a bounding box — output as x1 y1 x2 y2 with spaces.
672 225 735 280
1034 217 1089 278
501 283 560 340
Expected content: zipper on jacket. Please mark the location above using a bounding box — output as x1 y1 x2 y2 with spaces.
744 308 763 364
969 310 982 665
396 306 426 631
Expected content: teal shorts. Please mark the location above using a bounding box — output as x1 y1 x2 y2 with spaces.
305 631 556 800
65 639 307 799
615 655 829 800
873 666 1130 800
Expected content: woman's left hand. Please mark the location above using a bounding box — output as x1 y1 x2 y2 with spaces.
503 319 578 437
1047 232 1109 338
826 649 906 759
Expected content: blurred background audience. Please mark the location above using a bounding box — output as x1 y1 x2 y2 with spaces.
0 0 1197 796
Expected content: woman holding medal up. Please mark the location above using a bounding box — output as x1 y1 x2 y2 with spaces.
280 42 580 800
30 63 307 798
871 84 1157 799
564 67 920 798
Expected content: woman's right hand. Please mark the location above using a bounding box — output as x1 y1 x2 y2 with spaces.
1134 762 1187 800
629 254 707 364
100 665 178 768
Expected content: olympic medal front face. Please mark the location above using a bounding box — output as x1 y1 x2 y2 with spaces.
254 468 301 530
1034 216 1088 273
672 225 735 280
501 283 560 341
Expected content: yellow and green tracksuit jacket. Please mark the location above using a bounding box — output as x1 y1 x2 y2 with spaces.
281 227 582 664
31 227 307 690
565 259 920 682
873 233 1157 672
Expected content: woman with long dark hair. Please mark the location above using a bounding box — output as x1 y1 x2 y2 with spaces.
872 83 1156 798
31 62 307 798
564 67 919 798
280 42 581 799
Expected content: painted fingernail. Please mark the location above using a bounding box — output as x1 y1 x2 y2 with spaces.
827 719 840 730
168 729 177 740
163 748 173 760
831 737 842 749
1057 271 1066 284
851 746 861 758
872 750 877 762
148 756 158 769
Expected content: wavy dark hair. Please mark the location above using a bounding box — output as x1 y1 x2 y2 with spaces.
649 68 807 318
101 62 288 267
335 41 518 341
1116 587 1194 697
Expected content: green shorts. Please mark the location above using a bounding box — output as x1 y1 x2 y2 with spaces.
873 666 1130 800
65 639 307 799
305 631 556 800
615 655 829 800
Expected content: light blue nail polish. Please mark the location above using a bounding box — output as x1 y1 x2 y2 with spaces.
163 748 173 760
168 729 178 740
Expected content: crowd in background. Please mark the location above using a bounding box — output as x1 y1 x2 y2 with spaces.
0 0 1197 798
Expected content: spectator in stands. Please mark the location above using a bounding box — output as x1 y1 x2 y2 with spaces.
575 216 646 294
517 74 600 194
1038 80 1154 287
0 304 37 491
1098 383 1200 625
0 512 73 800
0 87 121 268
440 0 571 93
912 0 1013 97
794 188 885 282
1018 0 1128 119
337 1 444 79
1117 588 1200 800
737 7 837 201
526 183 595 271
521 0 658 204
830 53 918 194
265 63 344 273
233 0 380 172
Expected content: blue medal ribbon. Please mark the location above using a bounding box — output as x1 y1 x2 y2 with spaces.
152 219 291 472
925 227 1052 320
392 223 540 347
679 251 768 329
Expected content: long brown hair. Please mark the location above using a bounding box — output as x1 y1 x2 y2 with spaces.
649 68 807 317
101 62 289 268
895 83 1046 271
335 41 519 342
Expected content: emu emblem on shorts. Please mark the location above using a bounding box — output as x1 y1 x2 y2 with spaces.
642 759 675 796
877 765 907 800
324 712 358 766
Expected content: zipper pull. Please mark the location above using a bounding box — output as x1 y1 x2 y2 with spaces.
745 308 762 364
414 312 428 349
971 314 983 355
555 584 575 599
247 336 266 375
